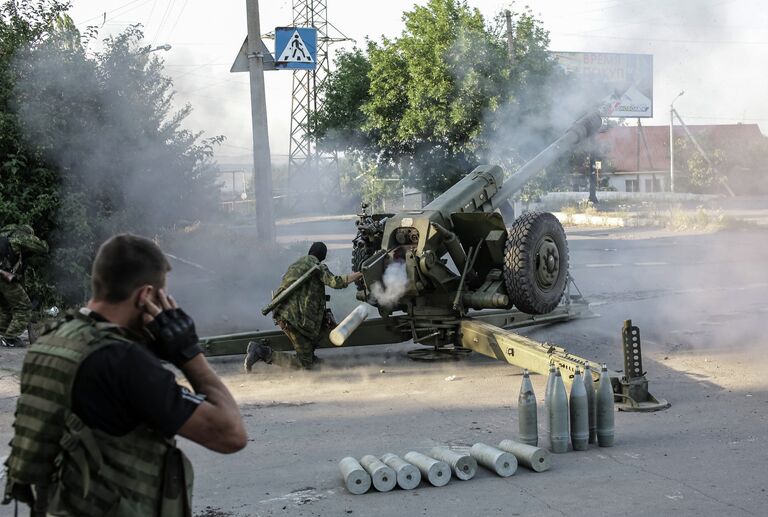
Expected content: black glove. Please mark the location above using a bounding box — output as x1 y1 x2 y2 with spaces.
145 308 202 368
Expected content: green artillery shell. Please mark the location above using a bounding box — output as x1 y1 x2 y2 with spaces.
428 447 477 481
380 453 421 490
518 369 538 446
544 364 557 411
498 439 551 472
569 368 589 451
470 443 517 477
404 451 451 487
583 362 597 444
548 369 570 453
339 457 371 495
360 454 397 492
596 363 615 447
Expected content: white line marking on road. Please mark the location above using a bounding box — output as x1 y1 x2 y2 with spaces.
584 263 621 268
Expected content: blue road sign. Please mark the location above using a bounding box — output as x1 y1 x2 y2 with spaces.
275 27 317 70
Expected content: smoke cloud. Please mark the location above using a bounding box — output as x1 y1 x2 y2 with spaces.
10 26 221 302
370 262 408 308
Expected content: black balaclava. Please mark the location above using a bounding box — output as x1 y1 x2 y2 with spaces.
308 242 327 261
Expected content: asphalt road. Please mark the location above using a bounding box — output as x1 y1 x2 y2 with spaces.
184 224 768 517
1 224 766 517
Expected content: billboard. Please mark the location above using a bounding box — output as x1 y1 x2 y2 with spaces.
551 52 653 118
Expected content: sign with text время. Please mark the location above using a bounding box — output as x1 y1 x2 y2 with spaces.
552 51 653 118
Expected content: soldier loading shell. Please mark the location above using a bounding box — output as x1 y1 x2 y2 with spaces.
246 242 363 371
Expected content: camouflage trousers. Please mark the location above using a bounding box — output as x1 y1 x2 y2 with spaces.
274 321 319 369
0 280 32 338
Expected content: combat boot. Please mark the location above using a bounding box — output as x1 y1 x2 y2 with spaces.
244 341 273 372
1 336 23 348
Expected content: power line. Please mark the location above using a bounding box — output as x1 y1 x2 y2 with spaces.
164 62 230 67
569 0 741 36
145 0 160 28
152 0 177 44
553 31 768 46
177 77 249 94
675 115 768 123
165 0 190 40
76 0 146 25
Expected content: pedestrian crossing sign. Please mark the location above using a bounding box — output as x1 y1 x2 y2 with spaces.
275 27 317 70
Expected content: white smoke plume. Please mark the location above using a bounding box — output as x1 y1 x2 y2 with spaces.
370 262 408 307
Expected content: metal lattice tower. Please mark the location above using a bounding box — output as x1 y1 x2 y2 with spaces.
289 0 347 174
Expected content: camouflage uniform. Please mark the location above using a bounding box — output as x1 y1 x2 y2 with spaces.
272 255 347 368
0 225 48 341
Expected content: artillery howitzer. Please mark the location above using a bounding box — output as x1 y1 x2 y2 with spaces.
352 111 602 328
201 111 668 412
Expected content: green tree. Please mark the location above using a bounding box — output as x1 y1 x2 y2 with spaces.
315 0 568 201
363 0 509 196
1 0 222 304
314 47 372 152
0 1 68 235
674 136 724 194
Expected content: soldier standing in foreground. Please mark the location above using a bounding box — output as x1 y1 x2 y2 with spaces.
3 234 247 516
245 241 362 371
0 224 48 347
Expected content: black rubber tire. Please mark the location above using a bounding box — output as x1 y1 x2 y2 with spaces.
504 211 569 315
351 245 369 290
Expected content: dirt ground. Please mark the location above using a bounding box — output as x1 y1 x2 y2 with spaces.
1 219 767 517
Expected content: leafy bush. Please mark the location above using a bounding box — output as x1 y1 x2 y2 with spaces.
1 1 221 306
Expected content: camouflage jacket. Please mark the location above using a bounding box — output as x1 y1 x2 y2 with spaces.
272 255 347 339
0 225 48 273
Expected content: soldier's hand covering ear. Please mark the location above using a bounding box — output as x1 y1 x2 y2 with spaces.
142 289 202 368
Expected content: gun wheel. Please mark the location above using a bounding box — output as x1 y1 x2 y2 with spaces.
351 245 371 290
504 211 569 315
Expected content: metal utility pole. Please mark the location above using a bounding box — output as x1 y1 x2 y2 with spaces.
671 108 736 197
588 155 599 204
504 10 515 66
669 90 684 193
288 0 351 175
246 0 275 241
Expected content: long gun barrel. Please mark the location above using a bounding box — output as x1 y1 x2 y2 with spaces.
423 111 603 218
490 110 603 209
261 264 320 316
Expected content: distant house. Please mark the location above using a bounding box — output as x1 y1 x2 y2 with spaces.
596 123 768 194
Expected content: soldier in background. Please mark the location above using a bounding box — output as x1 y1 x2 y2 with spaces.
0 224 48 347
244 242 362 371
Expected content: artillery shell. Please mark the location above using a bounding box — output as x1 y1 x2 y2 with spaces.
518 369 538 446
583 362 597 444
359 455 396 492
548 369 570 453
404 451 450 487
428 447 477 481
544 363 557 411
498 439 551 472
470 443 517 477
596 363 615 447
339 457 371 495
329 304 369 346
380 453 421 490
569 368 589 451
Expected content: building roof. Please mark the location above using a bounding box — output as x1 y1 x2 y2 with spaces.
596 123 766 172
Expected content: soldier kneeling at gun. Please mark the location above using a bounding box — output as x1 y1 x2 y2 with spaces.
245 242 362 371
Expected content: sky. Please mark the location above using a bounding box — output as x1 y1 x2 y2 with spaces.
66 0 768 162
